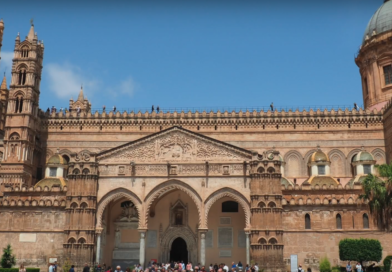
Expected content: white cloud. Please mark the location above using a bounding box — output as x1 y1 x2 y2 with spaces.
107 76 139 98
45 62 97 99
1 51 14 75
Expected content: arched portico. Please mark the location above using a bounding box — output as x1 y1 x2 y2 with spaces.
144 179 203 228
204 187 251 229
96 187 143 229
160 225 197 263
203 188 251 265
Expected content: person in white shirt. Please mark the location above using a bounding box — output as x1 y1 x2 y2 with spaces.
223 264 229 272
254 264 259 272
355 263 362 272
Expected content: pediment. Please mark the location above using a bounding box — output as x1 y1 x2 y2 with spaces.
97 126 253 163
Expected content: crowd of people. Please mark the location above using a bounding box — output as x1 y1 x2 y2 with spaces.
88 261 259 272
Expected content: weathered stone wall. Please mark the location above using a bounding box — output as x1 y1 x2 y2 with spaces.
283 231 392 272
0 231 65 271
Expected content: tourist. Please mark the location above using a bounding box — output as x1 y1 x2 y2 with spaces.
254 263 258 272
223 264 228 272
83 263 90 272
115 266 123 272
69 265 75 272
106 266 112 272
187 262 192 272
346 261 352 272
152 105 155 113
214 264 218 272
126 268 131 272
231 263 236 270
245 265 249 272
355 262 362 272
54 261 58 272
49 264 55 272
157 106 160 113
297 264 303 272
237 262 243 271
19 264 26 272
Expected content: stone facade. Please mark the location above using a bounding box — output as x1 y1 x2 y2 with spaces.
2 3 392 272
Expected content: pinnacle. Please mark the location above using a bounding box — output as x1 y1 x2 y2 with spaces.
27 23 35 41
1 75 7 90
77 86 84 101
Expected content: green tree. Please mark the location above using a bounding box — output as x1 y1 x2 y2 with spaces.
383 255 392 272
339 238 382 267
319 257 331 272
62 257 72 272
0 244 16 268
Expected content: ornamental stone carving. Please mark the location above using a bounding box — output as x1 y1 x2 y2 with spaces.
97 128 252 163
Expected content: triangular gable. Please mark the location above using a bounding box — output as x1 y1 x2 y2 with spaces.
97 126 253 163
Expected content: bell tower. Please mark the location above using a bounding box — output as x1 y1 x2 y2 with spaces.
0 21 44 187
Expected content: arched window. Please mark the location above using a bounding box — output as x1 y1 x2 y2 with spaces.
222 201 239 213
78 238 86 244
268 202 276 208
21 47 29 58
72 169 80 175
80 202 88 209
257 167 265 173
18 69 27 85
336 214 342 229
305 214 311 229
68 238 76 244
258 238 267 245
363 213 369 229
9 132 20 140
258 202 266 208
82 168 90 175
268 238 278 245
267 167 275 173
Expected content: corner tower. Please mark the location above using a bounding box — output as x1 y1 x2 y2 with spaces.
0 22 44 187
356 0 392 110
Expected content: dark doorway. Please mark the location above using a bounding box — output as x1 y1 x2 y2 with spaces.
170 237 188 263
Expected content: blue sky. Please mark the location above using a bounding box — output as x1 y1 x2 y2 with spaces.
0 0 383 112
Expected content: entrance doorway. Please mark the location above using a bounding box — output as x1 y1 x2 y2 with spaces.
170 237 188 263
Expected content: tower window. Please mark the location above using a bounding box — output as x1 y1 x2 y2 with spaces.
383 65 392 85
305 214 311 229
49 167 57 177
336 214 342 229
363 213 369 229
317 165 326 175
222 201 239 213
363 164 371 174
363 77 368 95
18 69 27 85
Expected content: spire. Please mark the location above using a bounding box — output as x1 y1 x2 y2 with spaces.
0 74 7 90
27 19 35 41
77 86 84 101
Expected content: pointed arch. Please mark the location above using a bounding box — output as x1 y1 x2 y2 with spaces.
96 187 143 229
204 187 251 229
371 148 386 164
328 149 347 177
144 179 202 228
283 150 304 177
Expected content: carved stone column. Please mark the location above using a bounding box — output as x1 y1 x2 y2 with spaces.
95 228 103 264
139 230 147 268
245 231 250 265
199 230 207 266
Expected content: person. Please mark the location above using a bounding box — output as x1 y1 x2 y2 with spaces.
126 268 131 272
19 264 26 272
237 262 243 271
106 266 112 272
103 105 106 111
214 264 218 272
115 266 123 272
254 264 259 272
297 264 303 272
49 264 55 272
187 262 192 272
83 263 90 272
54 261 58 272
223 264 228 272
157 106 160 113
355 262 362 272
69 265 75 272
346 261 352 272
113 106 117 112
152 105 155 113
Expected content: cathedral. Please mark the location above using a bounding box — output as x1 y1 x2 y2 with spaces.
1 1 392 272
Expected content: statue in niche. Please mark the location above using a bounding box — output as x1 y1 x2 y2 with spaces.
117 201 138 222
114 228 121 248
175 210 183 225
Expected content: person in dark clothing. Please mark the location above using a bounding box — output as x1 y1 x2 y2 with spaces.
83 263 90 272
152 105 155 113
69 265 75 272
157 106 160 113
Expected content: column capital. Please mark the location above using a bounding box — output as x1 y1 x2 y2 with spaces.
138 228 148 233
95 227 103 234
198 228 208 233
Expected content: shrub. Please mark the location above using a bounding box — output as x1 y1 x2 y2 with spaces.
0 269 19 272
384 256 392 272
339 238 382 264
319 257 331 272
62 258 72 272
26 268 40 272
0 245 16 268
